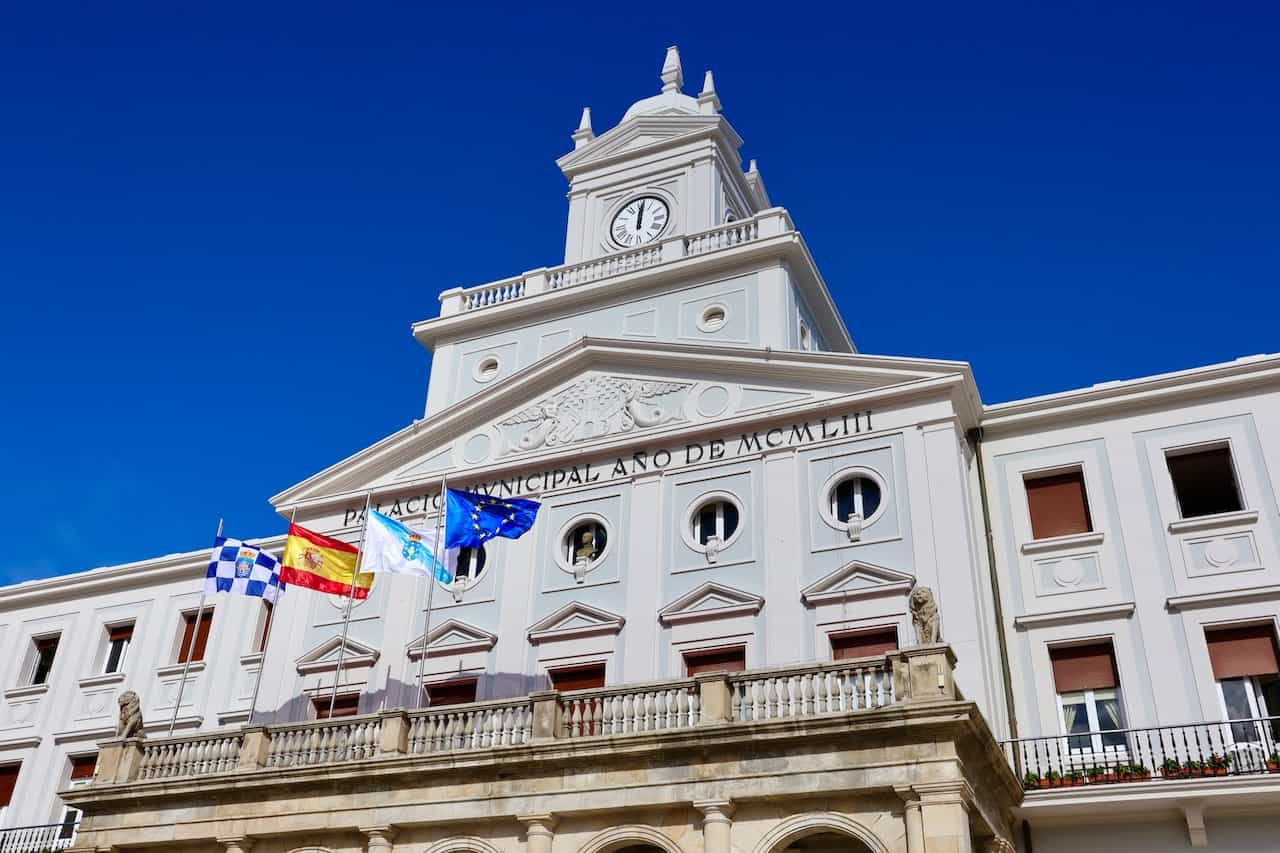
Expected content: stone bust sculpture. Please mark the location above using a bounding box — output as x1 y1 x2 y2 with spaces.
117 689 144 739
573 529 597 565
909 586 940 645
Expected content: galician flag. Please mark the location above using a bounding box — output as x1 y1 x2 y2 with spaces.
364 509 457 583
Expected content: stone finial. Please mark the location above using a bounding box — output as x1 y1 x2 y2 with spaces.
909 585 940 644
571 106 595 149
116 690 143 738
697 69 721 114
660 45 684 93
747 158 759 174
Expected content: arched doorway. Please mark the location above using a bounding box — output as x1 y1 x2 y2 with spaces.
781 832 874 853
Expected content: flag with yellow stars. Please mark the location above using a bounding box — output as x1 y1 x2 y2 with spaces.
444 488 541 549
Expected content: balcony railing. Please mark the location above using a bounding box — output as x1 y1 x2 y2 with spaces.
1002 716 1280 790
0 821 79 852
89 648 946 789
437 208 793 318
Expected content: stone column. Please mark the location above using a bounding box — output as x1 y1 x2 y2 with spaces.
362 824 399 852
915 782 973 853
519 814 559 853
894 788 925 853
218 836 254 853
693 799 734 853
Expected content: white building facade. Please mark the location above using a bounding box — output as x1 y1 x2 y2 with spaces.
0 47 1276 853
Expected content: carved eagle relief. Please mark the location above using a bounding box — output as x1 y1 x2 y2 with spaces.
499 376 691 453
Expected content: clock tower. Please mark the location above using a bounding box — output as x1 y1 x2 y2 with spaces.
557 46 770 264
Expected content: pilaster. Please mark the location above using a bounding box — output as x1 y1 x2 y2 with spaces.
518 814 559 853
362 824 399 852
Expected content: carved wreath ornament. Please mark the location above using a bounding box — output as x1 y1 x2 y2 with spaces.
499 377 690 453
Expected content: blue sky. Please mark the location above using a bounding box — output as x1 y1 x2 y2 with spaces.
1 1 1276 583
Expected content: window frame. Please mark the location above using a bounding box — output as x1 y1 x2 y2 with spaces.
682 491 745 555
1023 466 1094 541
102 622 134 675
1165 441 1246 520
175 607 214 665
312 693 362 719
27 633 61 686
555 514 612 579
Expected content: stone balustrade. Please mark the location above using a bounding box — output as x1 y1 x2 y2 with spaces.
88 644 955 788
437 208 795 317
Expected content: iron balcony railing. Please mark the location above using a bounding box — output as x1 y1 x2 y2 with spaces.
1002 715 1280 790
0 820 79 852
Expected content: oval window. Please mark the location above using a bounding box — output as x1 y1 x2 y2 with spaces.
699 305 727 332
563 520 608 568
691 499 740 545
474 356 500 383
830 475 882 523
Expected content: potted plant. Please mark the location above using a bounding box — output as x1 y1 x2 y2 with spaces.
1207 754 1230 776
1064 770 1085 786
1183 759 1205 778
1114 763 1132 782
1129 762 1151 781
1161 757 1182 779
1023 771 1041 790
1087 765 1108 784
1041 769 1063 788
1266 752 1279 772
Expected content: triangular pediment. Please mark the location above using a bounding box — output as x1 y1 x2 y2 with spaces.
527 601 625 643
295 635 380 674
801 561 916 606
406 618 497 660
272 339 972 508
659 581 764 625
556 115 739 175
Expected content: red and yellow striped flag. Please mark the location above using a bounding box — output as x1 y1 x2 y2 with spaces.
281 524 374 599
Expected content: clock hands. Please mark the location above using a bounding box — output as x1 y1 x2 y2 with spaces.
635 200 645 233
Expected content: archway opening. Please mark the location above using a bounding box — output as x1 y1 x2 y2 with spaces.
781 832 874 853
615 846 668 853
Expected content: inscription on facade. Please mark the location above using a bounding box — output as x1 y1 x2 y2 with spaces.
342 410 875 526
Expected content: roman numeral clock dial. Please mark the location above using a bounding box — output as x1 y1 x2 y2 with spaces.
610 196 669 247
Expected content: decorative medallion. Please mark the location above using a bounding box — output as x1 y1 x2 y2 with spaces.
498 376 690 454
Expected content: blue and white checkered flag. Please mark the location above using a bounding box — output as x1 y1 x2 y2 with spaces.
205 537 285 604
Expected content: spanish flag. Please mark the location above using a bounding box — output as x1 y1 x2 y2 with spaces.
281 524 374 599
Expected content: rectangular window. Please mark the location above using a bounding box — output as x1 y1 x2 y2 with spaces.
683 646 747 676
1050 643 1127 753
1167 446 1243 519
1206 624 1280 743
30 635 60 685
176 610 213 664
0 762 19 809
1025 470 1093 540
56 755 95 841
312 693 361 719
549 662 606 691
104 624 133 674
426 678 479 706
257 601 273 654
831 627 899 660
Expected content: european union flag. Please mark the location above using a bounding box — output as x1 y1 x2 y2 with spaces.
444 488 541 549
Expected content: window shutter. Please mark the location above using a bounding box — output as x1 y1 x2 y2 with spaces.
108 625 133 642
1050 643 1119 692
1026 472 1092 540
1206 625 1280 680
426 678 479 706
0 764 19 806
831 628 899 660
313 694 361 719
549 663 606 691
192 612 213 662
683 646 747 676
69 755 97 781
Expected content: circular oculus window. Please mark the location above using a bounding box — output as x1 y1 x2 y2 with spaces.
682 492 745 553
473 356 501 383
555 515 611 576
819 467 888 533
698 304 728 333
445 544 488 590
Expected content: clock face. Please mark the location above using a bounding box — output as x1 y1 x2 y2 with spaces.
611 196 670 247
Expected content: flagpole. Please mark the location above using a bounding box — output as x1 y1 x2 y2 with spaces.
328 492 372 719
245 506 295 727
415 475 447 709
170 517 223 736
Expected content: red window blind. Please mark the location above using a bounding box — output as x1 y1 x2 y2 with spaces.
1206 625 1280 680
108 625 133 643
683 646 746 676
177 610 213 663
313 694 361 719
0 764 19 806
426 678 478 706
549 663 606 691
1050 643 1119 693
831 627 899 660
69 755 97 781
1025 471 1093 540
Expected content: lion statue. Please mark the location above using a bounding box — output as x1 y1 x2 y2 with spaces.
909 585 940 645
116 690 143 739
